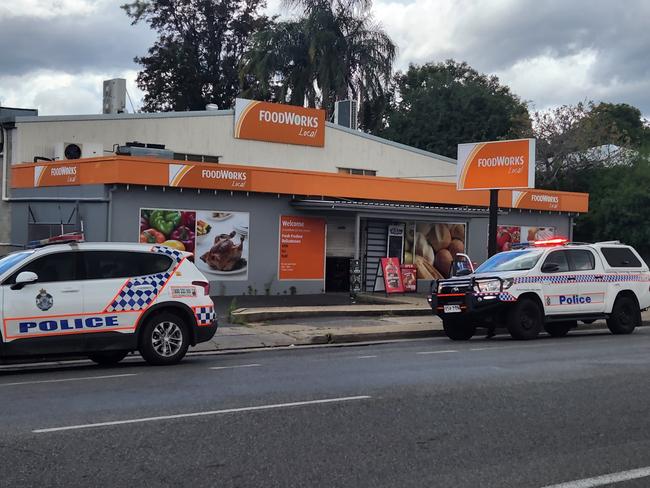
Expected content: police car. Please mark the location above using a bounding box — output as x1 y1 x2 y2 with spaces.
429 239 650 340
0 239 217 365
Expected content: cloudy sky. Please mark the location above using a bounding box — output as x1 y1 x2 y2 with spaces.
1 0 649 117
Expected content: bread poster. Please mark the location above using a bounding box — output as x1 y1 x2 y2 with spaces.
404 222 466 279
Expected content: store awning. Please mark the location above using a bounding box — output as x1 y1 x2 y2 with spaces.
290 198 499 217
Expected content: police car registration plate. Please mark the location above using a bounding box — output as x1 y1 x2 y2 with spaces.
443 305 461 313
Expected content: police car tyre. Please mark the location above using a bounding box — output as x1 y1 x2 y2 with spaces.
544 321 575 337
442 319 476 340
507 298 543 340
88 350 129 366
607 295 639 335
139 312 189 365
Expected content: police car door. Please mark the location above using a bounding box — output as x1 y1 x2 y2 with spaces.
566 249 605 313
80 250 173 347
540 250 582 315
1 250 86 352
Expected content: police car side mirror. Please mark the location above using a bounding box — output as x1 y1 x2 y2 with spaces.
541 263 560 273
11 271 38 290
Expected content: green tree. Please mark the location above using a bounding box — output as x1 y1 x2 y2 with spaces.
375 60 531 159
240 0 396 126
533 102 650 190
122 0 270 112
574 152 650 260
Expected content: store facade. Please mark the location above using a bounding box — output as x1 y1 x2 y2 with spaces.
9 156 588 295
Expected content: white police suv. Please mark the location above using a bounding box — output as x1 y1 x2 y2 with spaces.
0 241 217 365
429 239 650 340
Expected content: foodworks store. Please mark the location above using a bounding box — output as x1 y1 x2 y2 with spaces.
10 157 589 296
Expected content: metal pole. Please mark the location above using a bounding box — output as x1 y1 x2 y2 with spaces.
487 189 499 257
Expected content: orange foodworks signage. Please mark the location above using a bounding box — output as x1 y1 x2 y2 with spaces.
234 98 325 147
512 190 561 211
168 164 251 190
34 163 79 186
457 138 535 190
278 216 326 280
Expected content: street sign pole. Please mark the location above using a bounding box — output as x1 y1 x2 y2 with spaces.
487 189 499 257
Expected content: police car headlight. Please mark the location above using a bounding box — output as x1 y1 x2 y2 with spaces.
502 278 514 290
476 279 501 293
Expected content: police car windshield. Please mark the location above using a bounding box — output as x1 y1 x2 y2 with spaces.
475 249 544 273
0 251 33 277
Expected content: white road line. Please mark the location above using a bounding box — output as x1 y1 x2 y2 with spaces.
540 466 650 488
417 350 458 355
357 355 378 359
33 395 372 433
0 373 137 387
209 364 261 370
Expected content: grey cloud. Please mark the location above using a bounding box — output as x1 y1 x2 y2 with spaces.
0 3 155 76
400 0 650 113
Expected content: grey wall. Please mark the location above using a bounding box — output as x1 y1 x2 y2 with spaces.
9 183 573 295
465 211 571 265
110 186 325 296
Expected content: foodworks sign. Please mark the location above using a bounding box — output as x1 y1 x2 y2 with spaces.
234 98 325 147
512 190 560 211
457 139 535 190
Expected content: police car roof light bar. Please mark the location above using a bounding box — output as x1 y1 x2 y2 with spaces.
531 237 569 247
27 232 85 249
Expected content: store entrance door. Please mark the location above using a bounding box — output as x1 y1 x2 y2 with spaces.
325 257 350 292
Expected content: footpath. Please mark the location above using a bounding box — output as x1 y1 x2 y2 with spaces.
193 293 650 352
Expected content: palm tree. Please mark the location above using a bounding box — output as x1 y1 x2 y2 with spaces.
240 0 396 126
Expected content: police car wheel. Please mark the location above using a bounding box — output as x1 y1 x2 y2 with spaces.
544 321 574 338
139 312 189 365
88 350 129 366
607 296 639 335
442 319 476 340
507 298 543 340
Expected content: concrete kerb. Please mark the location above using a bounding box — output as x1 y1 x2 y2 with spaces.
231 306 431 323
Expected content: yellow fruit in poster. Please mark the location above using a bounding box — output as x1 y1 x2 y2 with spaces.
162 240 186 251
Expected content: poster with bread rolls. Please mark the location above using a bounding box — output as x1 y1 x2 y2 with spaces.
405 222 466 279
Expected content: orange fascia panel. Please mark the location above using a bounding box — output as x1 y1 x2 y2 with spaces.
11 156 589 213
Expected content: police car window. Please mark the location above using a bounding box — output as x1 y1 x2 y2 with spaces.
567 250 595 271
0 251 33 278
601 247 642 268
542 251 569 273
83 251 172 280
7 252 77 284
474 249 544 273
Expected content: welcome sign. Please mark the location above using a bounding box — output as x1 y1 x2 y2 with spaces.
234 98 326 147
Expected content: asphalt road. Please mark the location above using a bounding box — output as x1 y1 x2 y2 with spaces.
3 329 650 487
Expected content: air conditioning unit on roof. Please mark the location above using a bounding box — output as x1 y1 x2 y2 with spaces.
53 142 104 160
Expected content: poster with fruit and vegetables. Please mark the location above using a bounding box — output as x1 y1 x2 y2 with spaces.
139 208 250 281
404 223 466 279
495 226 556 252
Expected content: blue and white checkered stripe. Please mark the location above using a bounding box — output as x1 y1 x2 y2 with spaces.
514 274 650 285
151 245 184 262
195 306 215 326
106 272 171 312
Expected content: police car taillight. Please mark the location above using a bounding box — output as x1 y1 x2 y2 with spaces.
532 237 569 247
193 280 210 296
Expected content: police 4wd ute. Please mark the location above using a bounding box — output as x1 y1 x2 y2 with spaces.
428 240 650 340
0 241 217 365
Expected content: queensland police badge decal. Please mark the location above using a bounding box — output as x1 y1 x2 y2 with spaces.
36 289 54 311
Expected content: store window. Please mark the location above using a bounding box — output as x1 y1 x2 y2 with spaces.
405 222 466 279
338 167 377 176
